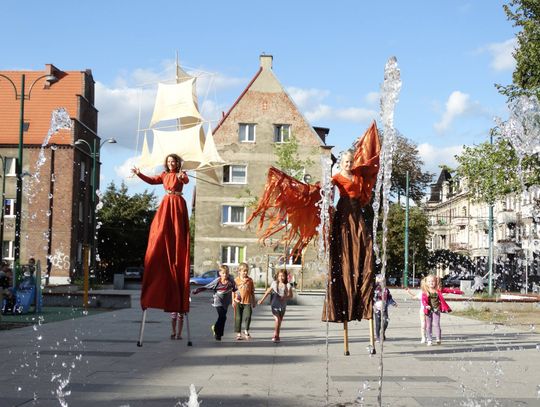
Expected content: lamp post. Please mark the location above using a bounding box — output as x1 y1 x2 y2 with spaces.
488 133 494 296
0 72 58 267
0 155 6 257
74 138 116 272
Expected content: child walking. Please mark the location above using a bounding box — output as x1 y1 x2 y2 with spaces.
170 312 184 339
233 262 256 340
406 282 426 343
258 269 292 343
373 274 398 342
192 265 237 341
421 274 463 346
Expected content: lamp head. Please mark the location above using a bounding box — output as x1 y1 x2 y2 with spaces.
45 74 58 83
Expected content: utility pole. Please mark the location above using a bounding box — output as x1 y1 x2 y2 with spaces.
404 170 409 287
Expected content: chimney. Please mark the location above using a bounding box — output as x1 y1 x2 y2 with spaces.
260 54 273 70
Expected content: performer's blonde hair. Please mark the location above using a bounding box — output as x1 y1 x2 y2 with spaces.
237 262 249 274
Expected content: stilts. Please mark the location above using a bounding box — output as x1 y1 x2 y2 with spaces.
137 309 147 347
185 312 192 346
368 317 376 354
343 320 350 356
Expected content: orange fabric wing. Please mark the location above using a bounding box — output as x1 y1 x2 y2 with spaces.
246 167 321 256
352 120 381 206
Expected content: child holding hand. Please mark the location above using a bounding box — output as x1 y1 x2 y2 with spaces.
192 265 237 341
233 262 256 340
421 274 463 346
258 269 292 343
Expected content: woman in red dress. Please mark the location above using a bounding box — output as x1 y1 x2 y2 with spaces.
131 154 190 314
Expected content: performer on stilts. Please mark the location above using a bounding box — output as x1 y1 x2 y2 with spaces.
131 153 191 346
322 121 380 355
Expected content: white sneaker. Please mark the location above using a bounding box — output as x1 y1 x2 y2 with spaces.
427 340 432 346
436 338 441 345
420 337 426 344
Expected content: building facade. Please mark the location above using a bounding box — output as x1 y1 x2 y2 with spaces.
426 169 539 287
194 55 333 288
0 64 99 284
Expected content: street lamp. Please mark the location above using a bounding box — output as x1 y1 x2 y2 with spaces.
0 155 6 258
0 72 58 267
74 137 117 270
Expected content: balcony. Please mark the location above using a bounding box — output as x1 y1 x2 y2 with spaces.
449 242 469 252
497 210 517 225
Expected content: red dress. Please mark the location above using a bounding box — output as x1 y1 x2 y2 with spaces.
137 171 190 313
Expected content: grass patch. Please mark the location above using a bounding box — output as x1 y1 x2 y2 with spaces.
453 307 540 329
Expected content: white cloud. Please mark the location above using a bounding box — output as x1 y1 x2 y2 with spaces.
484 38 517 72
287 86 377 124
434 91 473 133
364 91 380 106
114 155 141 182
418 143 463 174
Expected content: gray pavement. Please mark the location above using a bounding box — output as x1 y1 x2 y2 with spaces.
0 288 539 406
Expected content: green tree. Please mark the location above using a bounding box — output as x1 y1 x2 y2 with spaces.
274 134 314 180
391 134 434 204
455 136 540 204
97 182 157 281
381 203 430 282
496 0 540 100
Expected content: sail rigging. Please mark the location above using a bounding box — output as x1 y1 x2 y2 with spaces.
137 57 225 181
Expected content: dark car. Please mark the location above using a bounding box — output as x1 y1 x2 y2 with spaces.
124 266 144 279
189 270 219 285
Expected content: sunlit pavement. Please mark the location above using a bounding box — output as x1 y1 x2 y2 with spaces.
0 289 538 406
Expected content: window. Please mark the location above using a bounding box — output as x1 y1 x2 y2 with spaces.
77 242 83 262
80 161 86 182
2 241 14 260
4 199 15 217
4 158 16 176
239 123 256 142
79 201 84 222
222 205 246 225
223 165 247 184
221 245 246 265
274 124 291 143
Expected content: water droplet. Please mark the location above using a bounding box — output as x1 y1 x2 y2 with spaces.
17 387 22 391
37 335 42 341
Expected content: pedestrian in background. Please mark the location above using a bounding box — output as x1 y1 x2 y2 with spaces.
373 274 398 342
406 283 426 343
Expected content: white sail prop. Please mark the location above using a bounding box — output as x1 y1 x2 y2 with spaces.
200 126 225 167
149 79 202 128
138 132 153 168
139 125 204 170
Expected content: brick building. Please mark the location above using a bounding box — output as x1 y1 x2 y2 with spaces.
0 64 99 284
193 55 333 288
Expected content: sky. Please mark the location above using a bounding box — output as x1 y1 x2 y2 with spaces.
0 0 517 202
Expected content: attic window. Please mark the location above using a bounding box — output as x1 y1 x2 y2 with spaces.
274 124 290 143
23 122 30 132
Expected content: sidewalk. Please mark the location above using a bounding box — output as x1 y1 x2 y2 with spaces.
0 288 538 406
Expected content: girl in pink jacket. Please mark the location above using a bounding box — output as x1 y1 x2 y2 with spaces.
421 275 463 346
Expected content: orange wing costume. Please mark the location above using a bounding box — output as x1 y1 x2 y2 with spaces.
246 167 321 256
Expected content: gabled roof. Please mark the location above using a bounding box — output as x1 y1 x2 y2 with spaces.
212 67 262 134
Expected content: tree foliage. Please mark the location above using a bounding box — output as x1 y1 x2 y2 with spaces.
273 135 314 180
390 134 434 204
379 203 431 282
96 182 157 280
455 136 540 204
496 0 540 100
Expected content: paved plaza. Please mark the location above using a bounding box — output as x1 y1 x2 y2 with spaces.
0 289 539 406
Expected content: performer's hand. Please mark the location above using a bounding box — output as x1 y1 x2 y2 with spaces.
177 171 187 181
131 166 140 175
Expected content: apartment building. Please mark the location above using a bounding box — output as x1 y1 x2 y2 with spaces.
0 64 99 283
193 55 333 287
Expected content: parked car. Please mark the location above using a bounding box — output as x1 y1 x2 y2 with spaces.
124 266 143 279
189 270 219 285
